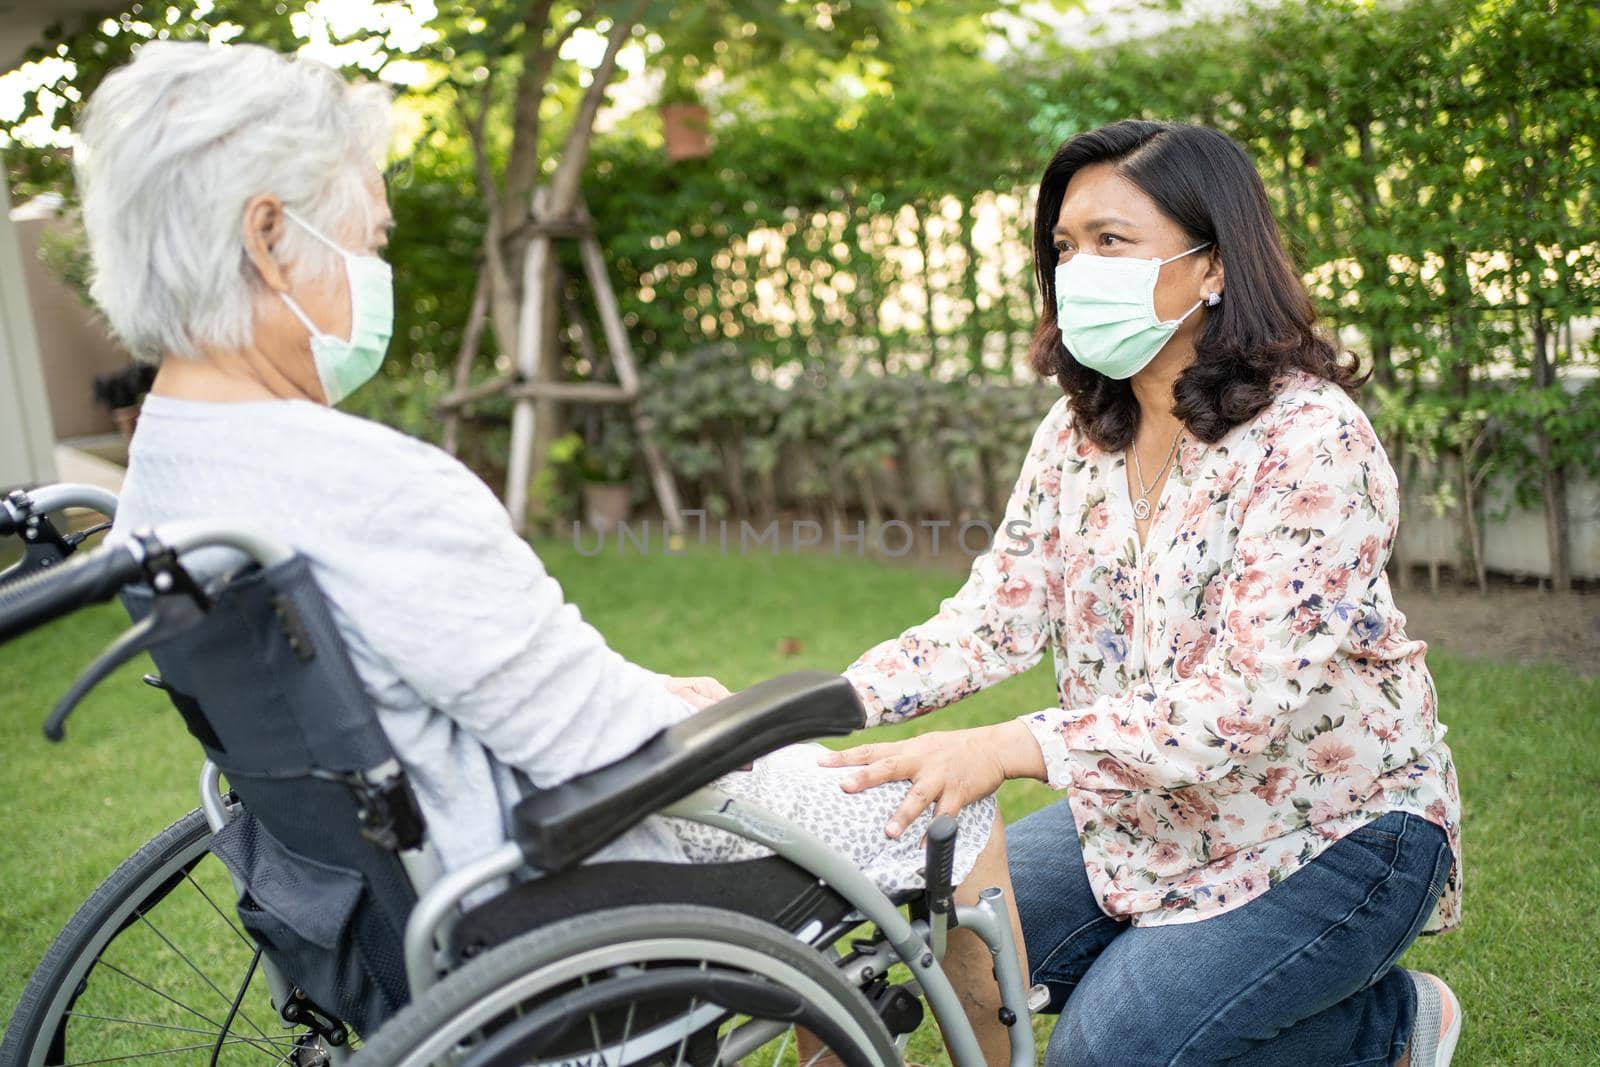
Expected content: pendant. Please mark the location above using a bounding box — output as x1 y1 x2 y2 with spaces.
1133 498 1152 521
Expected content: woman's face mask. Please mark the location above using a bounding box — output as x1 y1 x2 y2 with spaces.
1054 242 1212 380
277 207 394 405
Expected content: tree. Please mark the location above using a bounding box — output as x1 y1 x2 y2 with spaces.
419 0 1067 520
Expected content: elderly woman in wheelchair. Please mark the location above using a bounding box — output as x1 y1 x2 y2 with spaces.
0 42 1042 1067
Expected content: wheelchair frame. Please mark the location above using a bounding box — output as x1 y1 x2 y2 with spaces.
4 483 1044 1067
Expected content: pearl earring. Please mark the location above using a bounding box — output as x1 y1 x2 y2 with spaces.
1205 292 1222 307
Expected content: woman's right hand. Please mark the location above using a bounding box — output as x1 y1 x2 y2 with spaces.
818 720 1046 838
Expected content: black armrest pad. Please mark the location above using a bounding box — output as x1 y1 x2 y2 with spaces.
511 670 865 872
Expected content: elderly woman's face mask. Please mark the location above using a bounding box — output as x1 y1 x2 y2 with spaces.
276 208 394 405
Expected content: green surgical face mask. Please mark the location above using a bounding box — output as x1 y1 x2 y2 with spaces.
1054 242 1213 380
277 207 394 405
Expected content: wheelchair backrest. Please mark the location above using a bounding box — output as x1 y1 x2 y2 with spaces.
125 553 421 1034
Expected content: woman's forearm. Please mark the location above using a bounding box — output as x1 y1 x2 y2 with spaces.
990 719 1049 782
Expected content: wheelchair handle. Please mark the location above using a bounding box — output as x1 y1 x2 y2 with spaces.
0 541 145 644
0 521 294 645
1 483 119 536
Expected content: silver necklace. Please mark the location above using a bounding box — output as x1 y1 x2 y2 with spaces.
1129 426 1184 521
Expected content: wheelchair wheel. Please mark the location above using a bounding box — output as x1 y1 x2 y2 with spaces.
2 807 330 1067
352 904 900 1067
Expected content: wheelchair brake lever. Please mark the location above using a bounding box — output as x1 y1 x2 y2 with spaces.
923 814 959 960
0 518 73 587
43 592 207 742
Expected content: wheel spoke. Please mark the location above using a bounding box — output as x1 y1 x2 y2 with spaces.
617 1002 636 1066
768 1027 792 1067
93 963 287 1063
711 1013 740 1067
582 974 604 1054
131 910 273 1042
63 1012 296 1045
183 870 257 954
60 1036 287 1066
96 961 236 1035
265 1038 308 1067
672 997 697 1067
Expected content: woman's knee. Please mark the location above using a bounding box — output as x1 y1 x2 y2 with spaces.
1048 989 1164 1067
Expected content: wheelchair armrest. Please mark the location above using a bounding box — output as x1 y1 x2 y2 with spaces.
511 670 865 872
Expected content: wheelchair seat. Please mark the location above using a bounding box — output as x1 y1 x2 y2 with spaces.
511 671 865 872
453 854 856 960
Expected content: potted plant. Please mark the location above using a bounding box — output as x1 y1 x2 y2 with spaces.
580 421 635 532
92 361 157 442
659 70 711 162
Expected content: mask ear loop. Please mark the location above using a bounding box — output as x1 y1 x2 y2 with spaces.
276 206 359 345
1152 242 1217 326
1169 297 1207 328
1158 241 1213 265
281 206 350 257
1146 242 1214 327
278 290 333 344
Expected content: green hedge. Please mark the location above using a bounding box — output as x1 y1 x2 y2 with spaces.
8 0 1594 579
564 0 1598 583
634 346 1050 524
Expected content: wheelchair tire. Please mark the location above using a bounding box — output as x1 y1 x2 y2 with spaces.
351 904 901 1067
1 807 323 1067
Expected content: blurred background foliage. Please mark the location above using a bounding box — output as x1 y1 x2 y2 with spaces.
3 0 1596 587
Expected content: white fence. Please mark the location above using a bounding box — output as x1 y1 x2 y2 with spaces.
1397 466 1600 582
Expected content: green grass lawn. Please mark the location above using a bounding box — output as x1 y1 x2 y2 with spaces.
2 540 1597 1063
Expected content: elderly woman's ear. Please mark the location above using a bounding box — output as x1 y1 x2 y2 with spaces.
242 195 293 293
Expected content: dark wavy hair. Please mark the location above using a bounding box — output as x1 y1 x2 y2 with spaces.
1028 120 1362 451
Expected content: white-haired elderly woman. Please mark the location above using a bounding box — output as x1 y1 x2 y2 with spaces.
80 42 1025 1059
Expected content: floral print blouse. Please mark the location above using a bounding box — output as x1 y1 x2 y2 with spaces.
845 371 1461 930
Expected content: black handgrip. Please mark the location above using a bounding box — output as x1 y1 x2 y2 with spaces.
0 543 143 644
924 814 959 918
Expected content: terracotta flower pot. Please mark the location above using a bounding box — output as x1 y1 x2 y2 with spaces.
661 102 711 162
111 404 141 442
583 482 632 533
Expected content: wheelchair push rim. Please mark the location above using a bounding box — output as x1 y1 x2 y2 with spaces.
351 905 901 1067
1 807 342 1067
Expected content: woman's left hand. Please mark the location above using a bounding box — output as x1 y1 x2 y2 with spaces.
818 721 1047 838
665 675 732 710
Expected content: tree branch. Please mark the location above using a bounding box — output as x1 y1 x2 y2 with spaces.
546 0 649 218
500 0 560 233
454 76 500 236
547 0 600 58
454 77 521 357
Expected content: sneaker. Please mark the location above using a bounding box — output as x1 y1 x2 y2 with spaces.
1406 971 1463 1066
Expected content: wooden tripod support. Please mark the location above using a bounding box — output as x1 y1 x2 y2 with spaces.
437 197 684 537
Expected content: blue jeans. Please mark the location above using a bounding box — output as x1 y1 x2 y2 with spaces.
1008 804 1453 1067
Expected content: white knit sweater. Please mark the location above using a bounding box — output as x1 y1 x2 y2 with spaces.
111 393 693 873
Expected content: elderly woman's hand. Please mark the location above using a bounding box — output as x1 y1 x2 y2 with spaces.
817 721 1047 838
665 675 732 710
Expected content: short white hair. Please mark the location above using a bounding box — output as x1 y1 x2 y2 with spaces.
75 41 390 362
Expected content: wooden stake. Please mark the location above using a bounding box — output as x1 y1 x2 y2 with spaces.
505 192 552 534
494 191 684 537
442 268 489 456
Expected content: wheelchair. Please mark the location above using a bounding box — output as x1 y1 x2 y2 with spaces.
0 483 1047 1067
